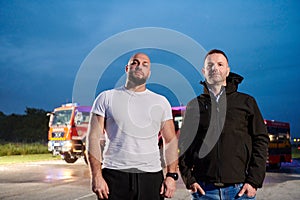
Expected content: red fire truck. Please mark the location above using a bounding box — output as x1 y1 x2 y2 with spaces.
158 106 186 147
265 119 292 169
172 106 186 133
47 103 91 163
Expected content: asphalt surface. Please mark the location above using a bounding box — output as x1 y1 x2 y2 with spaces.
0 158 299 200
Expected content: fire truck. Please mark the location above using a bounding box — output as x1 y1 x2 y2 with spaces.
172 106 186 132
47 103 91 163
158 106 186 148
265 119 292 169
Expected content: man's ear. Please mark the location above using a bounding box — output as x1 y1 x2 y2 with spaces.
201 67 205 75
226 66 230 77
147 71 151 79
125 65 129 72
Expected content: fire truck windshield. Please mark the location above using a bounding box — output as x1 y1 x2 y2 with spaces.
267 126 290 142
52 110 72 126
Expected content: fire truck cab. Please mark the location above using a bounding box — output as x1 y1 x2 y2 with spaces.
265 119 292 169
158 106 185 148
47 103 91 163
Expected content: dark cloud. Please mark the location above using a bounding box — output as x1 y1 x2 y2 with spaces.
0 0 299 137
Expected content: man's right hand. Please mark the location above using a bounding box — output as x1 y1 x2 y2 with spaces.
92 176 109 199
190 182 205 195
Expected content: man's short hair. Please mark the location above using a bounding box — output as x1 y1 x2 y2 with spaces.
204 49 228 63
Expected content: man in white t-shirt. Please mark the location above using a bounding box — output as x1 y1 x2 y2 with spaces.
87 53 178 200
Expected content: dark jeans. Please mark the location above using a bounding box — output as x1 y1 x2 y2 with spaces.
100 168 164 200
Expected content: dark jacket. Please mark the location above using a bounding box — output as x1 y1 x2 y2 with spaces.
178 72 269 189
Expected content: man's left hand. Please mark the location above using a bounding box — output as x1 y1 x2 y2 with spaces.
160 177 176 198
238 183 257 198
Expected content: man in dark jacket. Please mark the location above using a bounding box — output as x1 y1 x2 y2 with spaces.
178 49 269 200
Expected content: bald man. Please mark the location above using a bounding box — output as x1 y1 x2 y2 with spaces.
87 53 178 200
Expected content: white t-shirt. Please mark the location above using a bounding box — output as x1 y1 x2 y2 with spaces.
91 86 173 172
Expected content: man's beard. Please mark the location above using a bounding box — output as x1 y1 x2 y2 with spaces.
128 71 147 85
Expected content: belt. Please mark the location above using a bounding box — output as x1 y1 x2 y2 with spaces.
213 182 226 187
201 181 235 188
212 183 235 187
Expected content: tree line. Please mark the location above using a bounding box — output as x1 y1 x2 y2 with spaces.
0 108 50 143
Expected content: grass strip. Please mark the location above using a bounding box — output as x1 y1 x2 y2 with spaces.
292 146 300 159
0 142 49 156
0 154 60 165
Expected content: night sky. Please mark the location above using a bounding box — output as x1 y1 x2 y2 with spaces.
1 0 299 137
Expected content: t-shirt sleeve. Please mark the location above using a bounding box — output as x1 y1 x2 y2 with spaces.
162 96 173 122
91 91 107 117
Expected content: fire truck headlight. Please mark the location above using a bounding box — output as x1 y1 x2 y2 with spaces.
62 141 73 151
48 141 54 151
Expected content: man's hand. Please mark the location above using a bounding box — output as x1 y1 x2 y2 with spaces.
160 177 176 198
190 182 205 195
238 183 257 198
92 175 109 199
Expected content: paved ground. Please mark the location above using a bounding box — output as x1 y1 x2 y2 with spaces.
172 178 300 200
172 160 300 200
0 158 299 200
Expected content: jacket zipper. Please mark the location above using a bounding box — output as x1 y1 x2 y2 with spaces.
216 101 221 183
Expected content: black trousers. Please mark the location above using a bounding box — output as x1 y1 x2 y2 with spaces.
100 168 164 200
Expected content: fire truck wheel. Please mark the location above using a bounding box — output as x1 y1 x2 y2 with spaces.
63 153 78 163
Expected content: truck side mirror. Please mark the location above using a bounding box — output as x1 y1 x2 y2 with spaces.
75 111 83 125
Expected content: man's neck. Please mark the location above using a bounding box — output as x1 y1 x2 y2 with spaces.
125 81 146 92
207 82 225 96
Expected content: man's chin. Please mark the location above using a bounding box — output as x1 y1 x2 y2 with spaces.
130 78 147 85
207 79 225 85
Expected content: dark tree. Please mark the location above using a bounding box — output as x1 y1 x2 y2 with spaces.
0 108 50 143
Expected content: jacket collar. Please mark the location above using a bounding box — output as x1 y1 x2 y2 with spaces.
200 72 244 95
